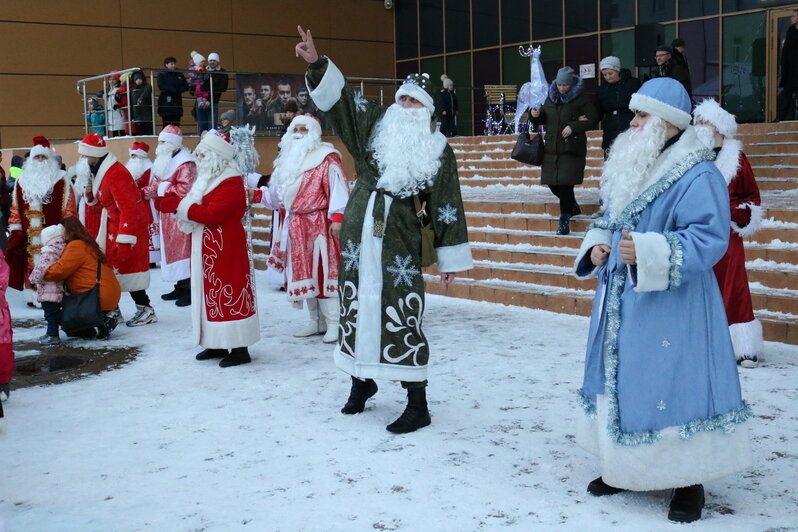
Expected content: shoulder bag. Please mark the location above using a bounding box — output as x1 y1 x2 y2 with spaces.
61 259 105 335
510 125 544 166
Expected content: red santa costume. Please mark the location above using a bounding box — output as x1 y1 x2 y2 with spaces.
143 126 196 303
127 142 161 265
252 114 349 343
174 131 259 367
6 136 77 301
694 99 765 368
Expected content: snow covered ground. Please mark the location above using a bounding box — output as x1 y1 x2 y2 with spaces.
1 271 797 531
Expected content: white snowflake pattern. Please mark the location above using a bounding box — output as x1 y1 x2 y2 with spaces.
387 255 420 287
353 91 367 113
437 203 458 224
341 240 361 271
661 339 671 347
656 400 667 411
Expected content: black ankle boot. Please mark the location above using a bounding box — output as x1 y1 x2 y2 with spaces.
556 215 571 235
161 284 181 301
219 347 252 367
386 387 431 434
341 377 378 414
587 476 626 496
196 348 228 360
175 293 192 307
668 484 704 523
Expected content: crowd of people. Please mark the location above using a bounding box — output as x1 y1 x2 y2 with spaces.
0 24 769 524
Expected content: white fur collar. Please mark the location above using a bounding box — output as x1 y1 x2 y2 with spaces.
163 147 196 180
299 142 338 176
713 138 742 185
175 164 241 234
92 153 119 196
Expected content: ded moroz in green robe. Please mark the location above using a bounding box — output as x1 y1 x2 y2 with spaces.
306 57 473 382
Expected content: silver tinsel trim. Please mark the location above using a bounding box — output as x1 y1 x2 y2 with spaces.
576 388 597 418
663 231 683 290
678 401 752 440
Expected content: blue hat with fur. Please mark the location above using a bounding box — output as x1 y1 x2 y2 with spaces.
629 77 692 130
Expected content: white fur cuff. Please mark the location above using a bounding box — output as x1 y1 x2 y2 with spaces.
574 228 612 279
732 202 764 237
115 234 137 245
436 242 473 272
9 223 22 232
307 58 346 113
630 231 670 292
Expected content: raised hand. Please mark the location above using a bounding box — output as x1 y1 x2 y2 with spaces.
295 25 319 64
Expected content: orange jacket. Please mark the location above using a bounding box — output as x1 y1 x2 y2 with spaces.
43 240 121 311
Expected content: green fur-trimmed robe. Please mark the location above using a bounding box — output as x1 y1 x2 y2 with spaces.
306 57 473 382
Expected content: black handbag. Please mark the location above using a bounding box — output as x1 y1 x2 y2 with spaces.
511 127 545 166
61 259 105 335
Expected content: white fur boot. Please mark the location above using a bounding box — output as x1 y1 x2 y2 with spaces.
293 298 326 337
318 298 340 344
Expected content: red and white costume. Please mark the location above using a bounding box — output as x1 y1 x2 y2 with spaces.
142 126 196 282
78 134 151 292
127 142 161 265
176 132 260 349
7 137 77 293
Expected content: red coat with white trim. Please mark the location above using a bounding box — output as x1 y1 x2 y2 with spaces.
88 154 151 292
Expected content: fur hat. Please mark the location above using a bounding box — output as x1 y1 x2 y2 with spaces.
196 130 234 161
129 142 151 158
287 114 322 141
191 50 206 65
41 224 64 244
158 125 183 146
629 77 692 130
30 136 52 158
693 98 737 138
555 66 577 85
78 134 109 158
394 73 435 114
599 56 621 72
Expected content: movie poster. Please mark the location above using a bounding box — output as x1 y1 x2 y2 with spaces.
235 73 328 133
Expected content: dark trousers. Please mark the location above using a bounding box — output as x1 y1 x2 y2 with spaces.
136 121 153 135
440 115 457 137
548 184 577 217
41 301 61 337
130 290 151 307
160 114 182 127
401 380 427 389
777 87 797 122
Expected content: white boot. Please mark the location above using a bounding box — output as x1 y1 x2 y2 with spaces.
293 298 326 337
318 298 340 344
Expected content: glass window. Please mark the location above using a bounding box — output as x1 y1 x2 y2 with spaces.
503 45 531 86
472 1 500 49
601 30 635 76
638 0 675 24
566 0 597 35
473 49 502 134
679 18 719 102
540 39 564 85
502 0 530 44
420 0 443 56
396 60 420 80
532 0 562 40
446 0 470 53
679 0 718 18
601 0 636 30
722 0 760 13
446 53 473 135
722 12 766 122
396 0 418 60
421 57 445 94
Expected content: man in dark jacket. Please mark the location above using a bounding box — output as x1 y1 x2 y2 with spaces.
436 76 458 137
205 52 229 128
130 71 153 135
778 9 798 122
654 46 691 98
595 56 642 158
157 56 189 127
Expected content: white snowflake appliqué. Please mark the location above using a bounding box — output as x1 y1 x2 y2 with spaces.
341 240 361 271
437 203 458 225
387 255 420 287
353 91 367 113
661 339 671 347
656 400 667 411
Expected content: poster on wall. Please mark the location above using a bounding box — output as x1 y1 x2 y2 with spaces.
236 73 329 132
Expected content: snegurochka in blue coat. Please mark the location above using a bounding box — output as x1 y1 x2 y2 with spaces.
572 78 752 524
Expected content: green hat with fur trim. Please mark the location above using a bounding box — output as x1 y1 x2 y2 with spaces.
394 73 435 114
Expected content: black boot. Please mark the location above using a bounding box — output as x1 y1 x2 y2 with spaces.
175 293 191 307
161 283 181 301
668 484 704 523
386 387 431 434
196 348 228 360
219 347 251 367
587 476 626 496
341 377 378 414
570 203 582 216
175 279 191 307
556 214 571 235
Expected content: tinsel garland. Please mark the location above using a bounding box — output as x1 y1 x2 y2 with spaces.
663 231 683 290
230 124 259 305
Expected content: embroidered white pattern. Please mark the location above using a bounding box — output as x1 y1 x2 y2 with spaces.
437 203 458 224
657 400 667 411
202 226 256 320
387 255 420 287
353 91 367 113
661 339 671 347
339 280 358 356
341 240 361 271
383 292 425 365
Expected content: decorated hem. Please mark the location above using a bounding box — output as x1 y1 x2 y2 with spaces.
576 388 597 418
663 231 683 290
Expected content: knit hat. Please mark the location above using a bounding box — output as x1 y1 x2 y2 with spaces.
41 224 64 244
30 136 52 158
11 155 23 168
288 114 322 140
191 50 206 65
671 38 686 48
129 142 151 158
78 134 109 157
208 52 220 62
599 56 621 72
656 45 673 54
219 109 235 123
158 125 183 146
442 77 454 89
394 73 435 114
629 77 692 130
555 66 577 85
693 98 738 138
196 130 234 161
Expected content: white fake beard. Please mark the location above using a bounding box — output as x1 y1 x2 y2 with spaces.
19 157 60 204
125 156 151 180
601 115 668 220
186 148 228 203
152 141 181 180
74 157 93 197
371 104 447 198
271 132 318 200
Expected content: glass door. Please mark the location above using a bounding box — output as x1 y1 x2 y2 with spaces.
767 7 798 121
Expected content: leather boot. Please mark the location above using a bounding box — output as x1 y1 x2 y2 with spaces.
386 387 431 434
219 347 252 368
556 214 571 235
293 299 326 337
587 476 626 496
317 298 340 344
196 348 228 360
668 484 704 523
341 377 378 414
175 278 192 307
161 283 181 301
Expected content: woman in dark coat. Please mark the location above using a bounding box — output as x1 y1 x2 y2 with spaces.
530 66 599 235
595 56 641 158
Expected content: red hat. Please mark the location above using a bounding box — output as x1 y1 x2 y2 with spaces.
30 136 53 158
32 136 50 148
129 142 150 158
78 134 109 158
158 124 183 146
196 130 234 161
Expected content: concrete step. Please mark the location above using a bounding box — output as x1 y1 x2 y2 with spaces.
468 226 584 248
467 213 594 233
756 177 798 190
